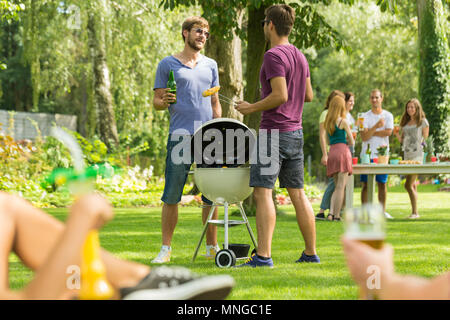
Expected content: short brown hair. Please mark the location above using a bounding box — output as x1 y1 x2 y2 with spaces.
181 16 209 42
265 4 295 37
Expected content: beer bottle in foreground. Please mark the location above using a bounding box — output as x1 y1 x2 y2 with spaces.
167 70 177 104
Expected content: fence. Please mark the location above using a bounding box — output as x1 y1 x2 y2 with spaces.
0 110 77 141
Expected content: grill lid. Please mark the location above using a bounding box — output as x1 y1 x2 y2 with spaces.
191 118 256 167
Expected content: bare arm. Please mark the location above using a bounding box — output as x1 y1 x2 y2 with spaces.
361 118 387 142
235 77 288 115
394 127 403 143
372 129 393 137
379 272 449 300
319 122 328 166
211 92 222 118
422 125 429 140
342 237 450 300
0 194 114 300
305 77 313 102
341 119 354 146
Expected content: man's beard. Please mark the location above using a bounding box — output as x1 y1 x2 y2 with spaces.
187 35 203 51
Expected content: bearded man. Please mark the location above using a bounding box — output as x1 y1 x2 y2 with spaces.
152 16 222 263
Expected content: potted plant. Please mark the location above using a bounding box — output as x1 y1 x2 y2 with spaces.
377 145 389 164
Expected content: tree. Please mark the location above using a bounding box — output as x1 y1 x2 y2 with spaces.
87 0 119 148
417 0 450 153
204 6 245 120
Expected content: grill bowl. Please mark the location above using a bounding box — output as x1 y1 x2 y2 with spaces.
193 167 253 204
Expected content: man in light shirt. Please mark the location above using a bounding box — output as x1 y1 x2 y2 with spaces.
360 89 394 219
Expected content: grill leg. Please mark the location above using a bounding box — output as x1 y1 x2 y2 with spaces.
192 204 216 262
238 202 258 250
224 202 229 250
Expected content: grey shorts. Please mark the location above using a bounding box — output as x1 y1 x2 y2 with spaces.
250 129 304 189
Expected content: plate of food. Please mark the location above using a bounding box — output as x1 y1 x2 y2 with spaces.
399 160 422 165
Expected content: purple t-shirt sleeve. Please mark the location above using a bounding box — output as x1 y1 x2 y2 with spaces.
263 52 286 80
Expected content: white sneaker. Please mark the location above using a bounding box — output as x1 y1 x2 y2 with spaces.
384 212 394 219
152 246 171 263
408 213 420 219
204 244 220 259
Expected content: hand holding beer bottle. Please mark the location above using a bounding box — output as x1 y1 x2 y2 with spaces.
166 70 177 105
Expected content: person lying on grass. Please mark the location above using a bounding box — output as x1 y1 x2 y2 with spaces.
0 192 234 300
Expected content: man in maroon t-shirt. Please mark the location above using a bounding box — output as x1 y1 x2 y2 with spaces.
235 4 319 267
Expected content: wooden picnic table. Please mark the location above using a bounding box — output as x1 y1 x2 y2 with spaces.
345 163 450 209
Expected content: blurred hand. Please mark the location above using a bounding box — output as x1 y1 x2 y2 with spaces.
70 194 114 230
375 118 385 129
235 101 254 116
341 237 395 288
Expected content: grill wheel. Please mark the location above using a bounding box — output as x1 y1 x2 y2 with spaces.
215 249 236 268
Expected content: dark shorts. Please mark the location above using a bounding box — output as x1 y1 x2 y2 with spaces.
161 135 212 205
360 159 388 184
250 129 304 189
360 174 388 184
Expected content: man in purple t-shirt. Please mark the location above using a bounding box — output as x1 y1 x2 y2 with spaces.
235 4 319 267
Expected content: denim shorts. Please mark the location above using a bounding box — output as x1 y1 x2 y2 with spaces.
250 129 304 189
161 135 212 205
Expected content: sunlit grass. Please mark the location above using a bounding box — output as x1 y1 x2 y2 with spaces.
8 186 450 299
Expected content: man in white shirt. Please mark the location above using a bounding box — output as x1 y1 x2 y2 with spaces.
360 89 394 218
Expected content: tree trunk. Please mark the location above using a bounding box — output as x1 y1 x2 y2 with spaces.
242 4 279 215
204 9 244 121
417 0 450 153
87 4 119 149
243 5 268 131
79 73 88 137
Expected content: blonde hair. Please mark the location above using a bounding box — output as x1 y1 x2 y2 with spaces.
400 98 426 127
325 96 347 135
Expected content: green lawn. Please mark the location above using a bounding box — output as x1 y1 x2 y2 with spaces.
8 185 450 299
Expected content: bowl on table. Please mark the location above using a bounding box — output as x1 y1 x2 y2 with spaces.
389 159 399 165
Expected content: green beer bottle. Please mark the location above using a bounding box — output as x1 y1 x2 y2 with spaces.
167 70 177 104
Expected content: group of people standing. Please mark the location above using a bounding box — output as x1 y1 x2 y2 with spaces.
152 5 318 267
316 89 430 222
150 3 430 269
0 3 446 301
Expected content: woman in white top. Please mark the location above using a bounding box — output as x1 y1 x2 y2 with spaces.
394 98 429 219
